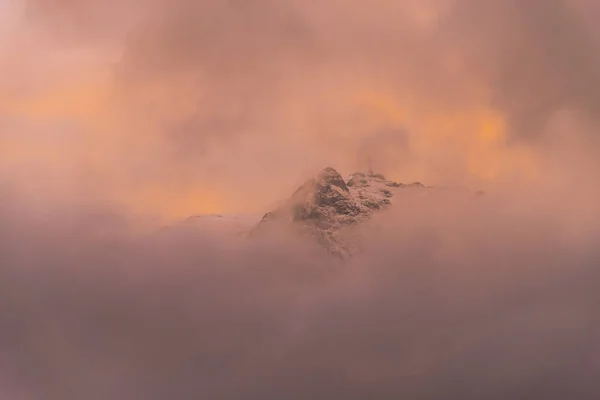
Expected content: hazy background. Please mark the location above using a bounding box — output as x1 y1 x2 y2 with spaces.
3 0 600 219
2 0 600 398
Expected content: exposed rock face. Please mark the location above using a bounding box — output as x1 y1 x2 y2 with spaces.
346 172 398 210
251 167 409 258
168 167 484 259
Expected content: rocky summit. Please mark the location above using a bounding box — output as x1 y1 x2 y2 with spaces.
250 167 422 258
169 166 483 259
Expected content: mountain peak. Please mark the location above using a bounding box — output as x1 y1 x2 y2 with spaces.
316 166 349 192
266 166 363 228
250 167 406 258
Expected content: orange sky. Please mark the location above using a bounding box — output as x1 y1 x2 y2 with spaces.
3 0 599 222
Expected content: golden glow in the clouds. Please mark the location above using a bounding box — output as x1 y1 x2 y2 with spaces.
358 90 411 126
464 110 538 181
357 88 539 183
3 74 540 220
126 184 224 220
8 77 109 121
2 59 540 221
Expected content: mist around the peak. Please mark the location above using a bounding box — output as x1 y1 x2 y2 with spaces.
2 0 600 397
1 178 600 400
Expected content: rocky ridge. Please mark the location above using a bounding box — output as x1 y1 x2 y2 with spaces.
250 167 427 258
167 166 483 259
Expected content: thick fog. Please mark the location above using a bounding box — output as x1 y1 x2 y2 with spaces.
1 180 600 399
2 0 600 398
3 0 600 215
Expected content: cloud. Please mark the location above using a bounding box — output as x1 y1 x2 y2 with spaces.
4 0 600 218
1 180 600 399
3 4 600 394
437 0 600 141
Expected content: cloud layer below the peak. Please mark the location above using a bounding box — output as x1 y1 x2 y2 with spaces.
1 178 600 399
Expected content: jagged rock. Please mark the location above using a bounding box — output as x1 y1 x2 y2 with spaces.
347 172 401 211
171 167 485 259
251 167 408 258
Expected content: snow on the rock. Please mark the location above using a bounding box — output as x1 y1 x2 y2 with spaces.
250 167 411 259
169 167 483 259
